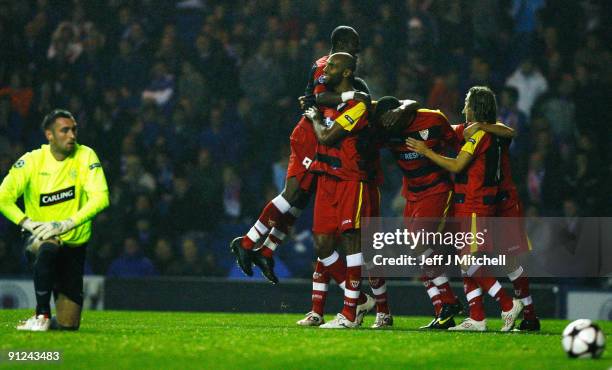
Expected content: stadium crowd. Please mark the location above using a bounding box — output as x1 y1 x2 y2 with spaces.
0 0 609 278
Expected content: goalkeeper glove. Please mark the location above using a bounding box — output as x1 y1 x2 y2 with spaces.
20 218 43 234
33 219 76 240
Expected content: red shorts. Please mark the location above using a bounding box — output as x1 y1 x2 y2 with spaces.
495 199 531 255
287 117 318 191
454 210 495 255
404 191 454 233
313 175 380 234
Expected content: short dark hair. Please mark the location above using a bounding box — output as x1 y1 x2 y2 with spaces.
373 96 401 123
331 25 359 49
41 109 75 131
466 86 497 124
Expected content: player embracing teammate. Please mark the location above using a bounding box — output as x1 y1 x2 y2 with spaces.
407 86 538 331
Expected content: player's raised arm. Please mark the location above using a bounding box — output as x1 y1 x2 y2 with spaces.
406 137 474 173
463 121 515 141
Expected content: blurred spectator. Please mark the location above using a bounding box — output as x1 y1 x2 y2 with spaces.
47 21 82 64
142 62 175 113
167 237 204 276
107 237 158 277
505 58 548 117
153 237 177 275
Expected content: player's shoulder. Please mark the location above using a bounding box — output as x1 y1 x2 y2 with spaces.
417 108 449 122
11 146 44 170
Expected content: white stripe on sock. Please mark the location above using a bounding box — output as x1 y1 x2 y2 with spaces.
254 220 269 235
421 248 434 259
272 195 291 213
432 275 449 286
371 284 386 296
427 286 440 299
319 251 339 266
507 266 524 282
346 253 363 267
262 238 278 251
487 281 502 297
247 227 261 243
269 227 286 240
344 288 361 299
521 296 533 306
466 264 481 277
313 282 328 292
466 288 482 302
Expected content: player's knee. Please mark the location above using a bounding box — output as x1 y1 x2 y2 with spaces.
34 242 60 266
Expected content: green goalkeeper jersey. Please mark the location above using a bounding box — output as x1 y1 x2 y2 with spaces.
0 143 109 245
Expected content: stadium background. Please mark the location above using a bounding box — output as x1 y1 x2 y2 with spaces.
0 0 610 289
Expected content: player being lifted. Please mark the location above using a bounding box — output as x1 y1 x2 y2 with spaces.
0 109 109 331
407 86 524 331
230 26 370 284
302 52 382 328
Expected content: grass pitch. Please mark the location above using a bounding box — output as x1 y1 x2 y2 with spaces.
0 310 610 369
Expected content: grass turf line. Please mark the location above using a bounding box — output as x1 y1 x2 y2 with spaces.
0 310 610 369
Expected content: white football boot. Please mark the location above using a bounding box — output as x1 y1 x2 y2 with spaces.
16 314 50 332
296 311 324 326
500 298 524 332
355 293 375 325
371 313 394 328
319 313 359 329
448 318 487 331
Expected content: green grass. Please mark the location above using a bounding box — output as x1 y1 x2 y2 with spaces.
0 310 610 369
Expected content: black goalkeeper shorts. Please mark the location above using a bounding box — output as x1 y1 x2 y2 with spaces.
23 232 87 307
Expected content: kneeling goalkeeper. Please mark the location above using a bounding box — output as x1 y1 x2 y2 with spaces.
0 109 109 331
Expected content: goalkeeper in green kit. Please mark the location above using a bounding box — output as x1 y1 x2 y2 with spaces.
0 109 109 331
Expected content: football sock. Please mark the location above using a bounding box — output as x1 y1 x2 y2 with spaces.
368 276 390 314
421 276 442 316
242 195 291 249
463 277 485 321
474 276 513 312
259 206 302 256
311 260 330 316
507 266 536 320
432 274 458 304
342 253 363 322
320 251 346 286
33 242 59 316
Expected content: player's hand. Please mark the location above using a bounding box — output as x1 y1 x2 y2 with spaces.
463 122 482 140
33 219 76 240
380 107 404 129
405 138 429 155
353 91 371 105
299 95 315 110
20 218 43 234
303 107 321 122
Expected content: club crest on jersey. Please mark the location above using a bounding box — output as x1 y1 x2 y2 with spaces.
350 280 360 288
317 75 326 84
40 186 75 207
419 129 429 140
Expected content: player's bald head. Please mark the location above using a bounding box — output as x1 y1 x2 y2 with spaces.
328 52 356 74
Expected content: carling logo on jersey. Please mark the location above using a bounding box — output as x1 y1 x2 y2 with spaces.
40 186 75 206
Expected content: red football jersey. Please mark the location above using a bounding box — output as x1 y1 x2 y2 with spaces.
310 100 379 181
454 127 501 213
386 109 458 201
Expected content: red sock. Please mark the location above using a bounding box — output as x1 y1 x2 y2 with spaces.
311 261 330 316
508 267 536 320
431 275 457 304
243 195 291 249
473 276 513 312
421 276 442 316
464 277 485 321
369 277 390 314
320 252 346 285
342 265 361 322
